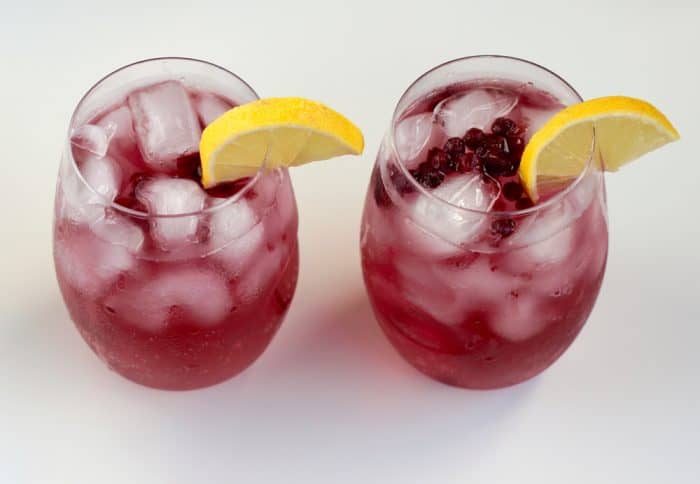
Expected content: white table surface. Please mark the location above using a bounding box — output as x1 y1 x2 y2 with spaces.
2 1 699 483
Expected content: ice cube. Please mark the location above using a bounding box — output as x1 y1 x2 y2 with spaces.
399 217 461 259
394 112 446 170
503 203 577 273
208 197 265 275
528 190 607 296
136 178 206 249
90 211 145 254
496 195 591 298
501 228 575 277
405 173 500 249
70 124 110 157
235 245 286 303
93 105 144 182
431 256 545 341
433 174 500 211
54 229 137 297
396 256 463 326
104 267 232 332
195 93 232 127
489 291 548 342
61 155 121 225
214 223 265 276
501 171 599 274
433 256 520 310
127 81 201 170
81 155 122 201
209 197 259 243
96 105 136 154
435 89 518 137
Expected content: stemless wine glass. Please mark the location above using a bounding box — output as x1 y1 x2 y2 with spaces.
53 58 299 390
360 56 608 389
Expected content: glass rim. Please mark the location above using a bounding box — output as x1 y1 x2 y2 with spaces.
387 54 596 218
66 56 267 219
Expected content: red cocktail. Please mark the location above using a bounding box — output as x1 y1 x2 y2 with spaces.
54 58 299 390
361 56 607 388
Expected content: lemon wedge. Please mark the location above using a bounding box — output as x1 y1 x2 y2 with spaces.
200 97 364 187
519 96 679 201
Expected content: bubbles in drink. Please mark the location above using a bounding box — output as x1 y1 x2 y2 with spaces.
127 81 201 171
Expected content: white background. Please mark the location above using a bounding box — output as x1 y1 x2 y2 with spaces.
1 1 699 483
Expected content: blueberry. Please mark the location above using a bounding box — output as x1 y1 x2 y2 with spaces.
427 148 450 170
491 117 518 136
463 128 485 149
443 137 465 155
491 218 517 238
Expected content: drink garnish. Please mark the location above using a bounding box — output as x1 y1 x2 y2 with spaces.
199 97 364 187
519 96 680 201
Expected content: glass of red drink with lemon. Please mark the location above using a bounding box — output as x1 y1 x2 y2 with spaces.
360 55 679 388
54 57 363 390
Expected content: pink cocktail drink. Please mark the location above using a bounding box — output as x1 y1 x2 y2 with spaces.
361 56 608 389
54 58 299 390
